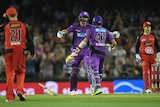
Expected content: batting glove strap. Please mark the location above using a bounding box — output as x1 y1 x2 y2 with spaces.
71 47 81 57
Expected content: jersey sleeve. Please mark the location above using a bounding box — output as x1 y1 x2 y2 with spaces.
66 24 76 33
25 24 35 55
135 35 140 54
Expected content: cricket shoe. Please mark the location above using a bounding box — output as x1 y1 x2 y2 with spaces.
17 92 26 101
144 89 152 94
70 90 77 96
94 88 102 95
5 100 15 102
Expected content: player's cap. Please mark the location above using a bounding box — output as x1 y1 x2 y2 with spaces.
143 21 151 27
6 7 17 17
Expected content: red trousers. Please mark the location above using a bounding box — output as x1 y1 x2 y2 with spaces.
4 52 26 101
141 54 156 90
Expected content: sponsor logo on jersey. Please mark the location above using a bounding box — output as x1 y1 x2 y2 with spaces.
141 38 146 42
95 28 106 32
77 32 86 37
10 23 20 28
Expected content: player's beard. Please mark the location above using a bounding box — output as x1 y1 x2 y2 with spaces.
80 21 87 27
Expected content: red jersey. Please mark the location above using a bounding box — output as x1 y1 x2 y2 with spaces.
4 20 27 49
136 34 159 55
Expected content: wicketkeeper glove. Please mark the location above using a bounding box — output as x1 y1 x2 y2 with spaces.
57 31 64 38
156 52 160 63
111 31 120 38
135 54 141 63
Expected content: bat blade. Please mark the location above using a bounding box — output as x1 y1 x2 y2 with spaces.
38 83 56 96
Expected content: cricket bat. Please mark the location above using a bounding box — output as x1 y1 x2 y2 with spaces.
38 83 56 96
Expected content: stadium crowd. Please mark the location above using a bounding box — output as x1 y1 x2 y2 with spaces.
0 0 160 80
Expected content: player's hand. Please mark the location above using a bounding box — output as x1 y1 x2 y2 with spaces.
135 54 141 63
65 52 78 64
112 31 120 38
65 47 81 64
156 52 160 63
106 43 115 52
57 31 64 38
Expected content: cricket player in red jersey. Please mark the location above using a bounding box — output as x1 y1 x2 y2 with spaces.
135 21 160 93
0 7 35 102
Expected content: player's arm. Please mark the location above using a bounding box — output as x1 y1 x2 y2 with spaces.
106 31 119 51
26 24 35 59
57 29 68 38
135 35 141 62
65 38 88 64
135 36 140 54
77 38 88 49
111 39 117 49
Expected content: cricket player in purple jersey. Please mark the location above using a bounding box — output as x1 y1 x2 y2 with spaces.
66 15 117 95
57 11 93 95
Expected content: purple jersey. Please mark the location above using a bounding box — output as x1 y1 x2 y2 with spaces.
86 26 114 52
67 23 93 55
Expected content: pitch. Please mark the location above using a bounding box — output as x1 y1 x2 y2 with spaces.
1 94 160 107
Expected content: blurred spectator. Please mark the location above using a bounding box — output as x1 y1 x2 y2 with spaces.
0 55 5 76
21 0 34 25
121 54 140 78
113 46 127 68
53 44 65 78
40 52 54 78
34 38 44 78
26 53 35 78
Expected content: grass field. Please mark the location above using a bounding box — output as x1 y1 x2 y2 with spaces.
1 94 160 107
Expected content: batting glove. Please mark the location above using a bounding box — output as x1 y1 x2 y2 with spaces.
70 47 81 58
135 54 141 63
65 47 81 64
57 31 64 38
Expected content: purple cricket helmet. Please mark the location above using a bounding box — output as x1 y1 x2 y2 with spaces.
92 15 103 25
78 11 90 22
78 11 90 18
